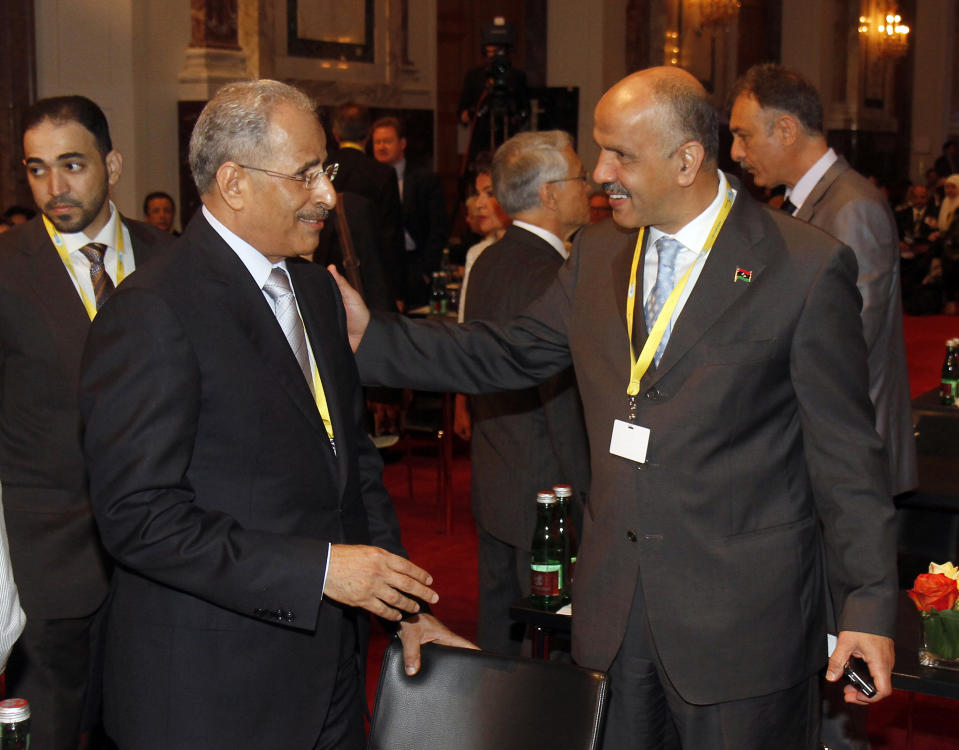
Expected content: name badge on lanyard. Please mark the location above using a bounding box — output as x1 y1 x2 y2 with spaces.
610 186 735 465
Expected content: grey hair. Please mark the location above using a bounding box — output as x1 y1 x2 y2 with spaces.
492 130 574 216
189 79 317 195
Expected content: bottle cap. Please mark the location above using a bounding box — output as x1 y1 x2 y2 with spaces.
0 698 29 722
536 490 556 504
552 484 572 497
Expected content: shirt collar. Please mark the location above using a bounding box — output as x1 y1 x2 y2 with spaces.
393 157 406 182
648 170 733 253
785 148 837 211
202 205 287 289
62 201 120 255
512 220 568 259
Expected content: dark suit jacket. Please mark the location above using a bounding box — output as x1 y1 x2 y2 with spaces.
330 146 406 302
794 156 917 495
79 213 406 748
895 203 938 243
356 179 896 705
463 225 589 549
0 215 169 620
402 163 450 307
315 191 395 312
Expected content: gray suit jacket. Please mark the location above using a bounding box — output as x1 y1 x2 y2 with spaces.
463 225 589 549
794 156 917 495
356 179 896 705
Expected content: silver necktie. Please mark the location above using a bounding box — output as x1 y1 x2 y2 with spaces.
262 267 315 395
644 236 684 366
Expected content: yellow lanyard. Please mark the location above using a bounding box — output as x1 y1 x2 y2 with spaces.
43 214 127 321
625 188 735 396
303 330 335 440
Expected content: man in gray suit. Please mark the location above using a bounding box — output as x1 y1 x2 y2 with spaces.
462 130 591 654
334 66 897 749
729 63 916 497
729 66 915 750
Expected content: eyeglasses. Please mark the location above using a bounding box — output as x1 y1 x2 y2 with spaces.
546 171 588 186
237 162 339 190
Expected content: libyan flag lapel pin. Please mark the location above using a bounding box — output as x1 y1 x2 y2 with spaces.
734 267 753 283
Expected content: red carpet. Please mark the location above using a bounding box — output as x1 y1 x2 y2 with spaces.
367 315 959 747
903 315 959 397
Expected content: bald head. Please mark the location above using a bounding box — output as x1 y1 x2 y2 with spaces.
592 67 720 232
599 68 719 166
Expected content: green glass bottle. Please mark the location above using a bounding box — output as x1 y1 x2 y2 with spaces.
529 490 564 610
553 484 579 605
942 338 959 406
0 698 30 750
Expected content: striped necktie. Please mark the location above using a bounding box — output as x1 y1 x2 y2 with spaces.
78 242 115 309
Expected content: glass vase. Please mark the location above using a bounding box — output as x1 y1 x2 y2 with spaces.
918 609 959 671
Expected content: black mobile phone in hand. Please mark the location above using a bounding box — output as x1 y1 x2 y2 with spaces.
843 656 877 698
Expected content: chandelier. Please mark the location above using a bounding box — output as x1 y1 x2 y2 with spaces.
698 0 741 28
858 10 910 59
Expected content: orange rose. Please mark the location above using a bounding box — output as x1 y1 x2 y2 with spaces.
908 573 959 612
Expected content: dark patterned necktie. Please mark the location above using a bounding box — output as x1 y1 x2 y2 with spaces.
78 242 115 310
780 198 797 215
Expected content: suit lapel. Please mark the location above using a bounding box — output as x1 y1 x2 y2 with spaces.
21 220 92 361
612 227 643 341
290 263 352 493
648 189 769 382
188 218 332 450
793 156 848 222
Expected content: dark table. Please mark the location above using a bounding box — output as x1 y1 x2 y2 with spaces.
897 389 959 584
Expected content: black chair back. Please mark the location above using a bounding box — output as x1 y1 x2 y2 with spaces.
367 641 609 750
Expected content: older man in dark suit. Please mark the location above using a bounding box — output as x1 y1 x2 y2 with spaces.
333 67 897 750
80 80 470 749
0 95 171 749
460 130 591 654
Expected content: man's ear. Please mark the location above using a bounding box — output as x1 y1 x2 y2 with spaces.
675 141 705 188
104 150 123 187
215 162 245 211
775 114 800 147
540 181 559 210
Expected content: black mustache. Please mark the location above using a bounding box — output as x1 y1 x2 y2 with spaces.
44 198 82 210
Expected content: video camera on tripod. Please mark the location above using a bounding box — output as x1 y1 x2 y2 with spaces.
459 17 530 155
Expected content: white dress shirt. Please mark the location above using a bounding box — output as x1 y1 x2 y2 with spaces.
784 148 838 214
58 201 136 301
643 171 736 327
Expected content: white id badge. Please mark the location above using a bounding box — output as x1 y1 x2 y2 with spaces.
609 419 650 464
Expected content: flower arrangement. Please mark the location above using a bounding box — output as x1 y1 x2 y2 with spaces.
907 561 959 667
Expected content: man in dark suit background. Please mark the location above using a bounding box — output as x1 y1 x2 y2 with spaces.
460 130 591 654
729 64 916 503
335 67 897 749
79 80 470 749
0 95 171 749
329 102 406 308
894 184 938 245
372 116 451 308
